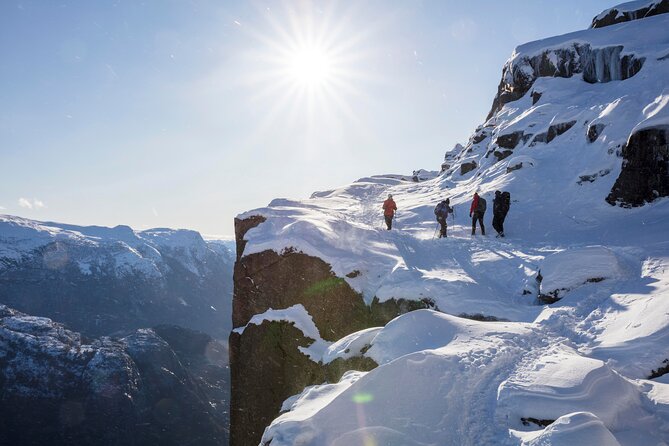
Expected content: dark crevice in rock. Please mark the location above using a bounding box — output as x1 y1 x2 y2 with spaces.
521 417 555 427
578 169 611 185
458 313 508 322
494 150 514 161
531 90 542 105
587 123 606 143
607 126 669 206
649 359 669 379
507 162 524 173
530 121 576 146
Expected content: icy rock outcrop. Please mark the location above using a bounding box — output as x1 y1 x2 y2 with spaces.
607 126 669 206
0 305 229 446
591 0 669 28
487 43 645 120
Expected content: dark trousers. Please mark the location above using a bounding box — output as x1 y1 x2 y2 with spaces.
385 215 393 230
437 217 448 237
492 212 506 236
471 212 485 235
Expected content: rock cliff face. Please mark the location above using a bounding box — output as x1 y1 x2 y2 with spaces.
229 217 431 446
0 305 229 446
607 126 669 206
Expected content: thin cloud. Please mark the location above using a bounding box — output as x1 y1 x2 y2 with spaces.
18 198 46 210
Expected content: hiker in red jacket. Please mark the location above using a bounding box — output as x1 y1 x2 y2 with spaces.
382 194 397 230
469 192 486 235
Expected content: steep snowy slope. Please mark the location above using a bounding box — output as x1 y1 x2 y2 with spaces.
0 215 234 338
232 4 669 446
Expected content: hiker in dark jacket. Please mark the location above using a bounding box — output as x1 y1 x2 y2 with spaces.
434 198 454 238
469 192 486 235
492 190 511 237
382 194 397 230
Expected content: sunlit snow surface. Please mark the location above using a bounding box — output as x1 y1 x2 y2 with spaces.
234 10 669 446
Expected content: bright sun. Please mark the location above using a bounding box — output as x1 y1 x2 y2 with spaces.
287 46 332 87
242 1 373 132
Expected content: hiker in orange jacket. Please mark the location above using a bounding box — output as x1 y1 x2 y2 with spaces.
382 194 397 230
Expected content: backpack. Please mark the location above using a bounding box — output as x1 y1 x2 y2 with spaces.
434 202 447 218
501 192 511 213
477 197 487 213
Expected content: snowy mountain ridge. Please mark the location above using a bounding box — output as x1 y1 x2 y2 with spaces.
0 214 232 279
0 214 234 338
231 3 669 445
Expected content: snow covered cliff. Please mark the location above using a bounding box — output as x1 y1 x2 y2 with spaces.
0 215 234 338
231 3 669 446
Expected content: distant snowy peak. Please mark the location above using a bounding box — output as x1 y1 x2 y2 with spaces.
0 214 232 278
591 0 669 28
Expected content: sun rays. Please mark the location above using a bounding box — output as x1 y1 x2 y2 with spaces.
236 1 379 144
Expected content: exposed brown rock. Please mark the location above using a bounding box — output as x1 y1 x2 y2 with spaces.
234 215 266 260
233 249 371 339
460 161 477 175
496 131 524 149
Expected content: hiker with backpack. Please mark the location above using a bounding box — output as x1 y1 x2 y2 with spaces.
492 190 511 237
469 192 486 235
434 198 454 238
382 194 397 230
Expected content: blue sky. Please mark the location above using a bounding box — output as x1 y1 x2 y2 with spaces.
0 0 614 236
